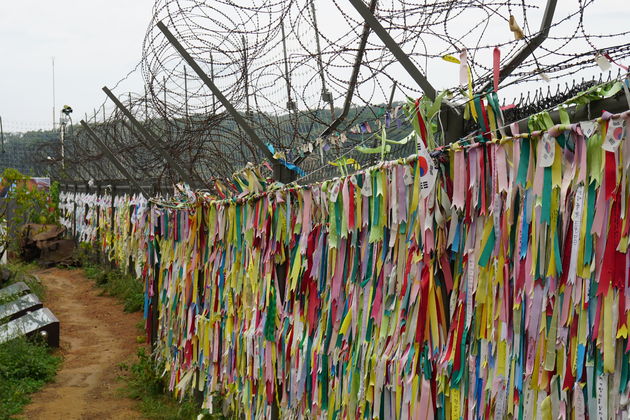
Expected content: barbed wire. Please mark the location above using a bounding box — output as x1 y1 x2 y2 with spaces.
25 0 630 187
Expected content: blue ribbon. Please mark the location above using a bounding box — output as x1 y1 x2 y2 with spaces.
267 144 306 177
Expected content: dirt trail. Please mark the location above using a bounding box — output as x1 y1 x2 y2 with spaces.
21 268 144 420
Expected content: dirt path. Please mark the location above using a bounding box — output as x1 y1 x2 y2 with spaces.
21 268 144 420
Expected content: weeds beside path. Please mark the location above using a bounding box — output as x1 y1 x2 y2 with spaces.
20 267 144 420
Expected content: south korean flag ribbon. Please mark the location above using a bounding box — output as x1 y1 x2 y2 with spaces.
416 133 437 198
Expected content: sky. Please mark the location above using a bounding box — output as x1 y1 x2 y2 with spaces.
0 0 152 132
0 0 628 133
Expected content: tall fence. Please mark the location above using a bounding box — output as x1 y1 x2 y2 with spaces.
59 106 630 419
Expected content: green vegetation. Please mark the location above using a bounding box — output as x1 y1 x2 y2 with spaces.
1 168 60 225
118 348 205 420
83 264 144 313
0 168 60 254
0 130 58 178
117 347 234 419
0 338 61 419
0 262 44 307
3 261 45 299
119 346 234 419
75 243 143 313
0 262 60 419
2 130 58 146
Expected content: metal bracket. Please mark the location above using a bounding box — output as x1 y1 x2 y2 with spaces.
80 121 149 198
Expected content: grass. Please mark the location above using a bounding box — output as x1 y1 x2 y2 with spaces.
0 263 61 420
3 261 45 300
82 264 144 313
73 243 143 313
0 291 20 306
117 348 205 420
0 260 47 307
117 348 235 420
0 338 61 419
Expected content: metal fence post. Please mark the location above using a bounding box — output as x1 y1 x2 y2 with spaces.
150 182 159 351
72 183 78 241
109 185 116 269
295 0 377 165
95 182 101 264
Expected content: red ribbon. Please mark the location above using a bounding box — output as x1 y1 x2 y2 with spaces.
562 318 578 389
603 53 629 71
493 47 501 92
415 98 428 147
604 150 617 200
599 190 624 295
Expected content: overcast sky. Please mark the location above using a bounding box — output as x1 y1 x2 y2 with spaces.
0 0 628 133
0 0 152 132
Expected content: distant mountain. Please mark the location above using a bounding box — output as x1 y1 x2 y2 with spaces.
0 130 58 176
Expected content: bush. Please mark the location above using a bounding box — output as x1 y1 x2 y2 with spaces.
0 168 60 254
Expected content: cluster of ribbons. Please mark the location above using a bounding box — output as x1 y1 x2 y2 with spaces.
64 110 630 419
60 192 109 243
60 191 149 274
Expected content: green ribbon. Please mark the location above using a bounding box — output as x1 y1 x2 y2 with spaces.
478 226 496 267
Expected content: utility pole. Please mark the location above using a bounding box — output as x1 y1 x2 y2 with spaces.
52 57 56 131
0 116 4 154
60 117 66 170
280 21 296 112
209 53 216 112
184 65 189 120
299 0 377 152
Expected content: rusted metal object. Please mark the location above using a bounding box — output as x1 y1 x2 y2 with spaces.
19 224 75 266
